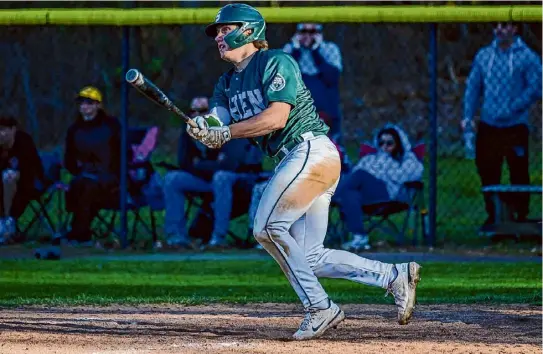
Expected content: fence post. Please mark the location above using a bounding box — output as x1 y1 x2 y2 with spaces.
120 23 130 249
428 23 438 248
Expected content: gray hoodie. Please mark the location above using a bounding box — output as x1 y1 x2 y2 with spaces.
464 36 542 128
353 124 424 200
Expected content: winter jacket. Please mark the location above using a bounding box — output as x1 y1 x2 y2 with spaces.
283 41 343 122
464 36 542 128
64 111 123 181
352 124 424 200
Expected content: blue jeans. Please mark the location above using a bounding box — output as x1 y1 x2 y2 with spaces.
211 171 257 238
163 170 211 237
334 169 390 235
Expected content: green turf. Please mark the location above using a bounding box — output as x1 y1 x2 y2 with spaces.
0 259 540 307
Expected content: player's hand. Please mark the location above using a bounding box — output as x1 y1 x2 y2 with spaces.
186 116 208 140
201 126 231 149
311 33 323 50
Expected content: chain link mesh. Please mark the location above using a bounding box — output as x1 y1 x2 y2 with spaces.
2 14 540 246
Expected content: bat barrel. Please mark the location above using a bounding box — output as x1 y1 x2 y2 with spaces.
125 69 141 84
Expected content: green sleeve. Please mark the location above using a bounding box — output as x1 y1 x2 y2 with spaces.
262 53 299 107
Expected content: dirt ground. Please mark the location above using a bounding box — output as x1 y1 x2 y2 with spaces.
0 303 540 354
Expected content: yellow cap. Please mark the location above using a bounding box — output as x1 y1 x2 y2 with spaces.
77 86 103 103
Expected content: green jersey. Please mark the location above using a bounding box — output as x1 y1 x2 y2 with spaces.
210 49 329 157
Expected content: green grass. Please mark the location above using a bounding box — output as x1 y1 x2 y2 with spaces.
0 259 540 307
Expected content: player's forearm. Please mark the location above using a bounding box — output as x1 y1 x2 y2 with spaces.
229 103 290 139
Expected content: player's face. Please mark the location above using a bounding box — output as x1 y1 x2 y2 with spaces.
78 99 100 120
378 133 396 154
215 24 238 60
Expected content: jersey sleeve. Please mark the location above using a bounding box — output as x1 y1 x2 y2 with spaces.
262 53 299 107
209 74 232 125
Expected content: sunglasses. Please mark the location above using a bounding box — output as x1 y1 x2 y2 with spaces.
299 29 319 34
190 108 208 114
379 139 395 147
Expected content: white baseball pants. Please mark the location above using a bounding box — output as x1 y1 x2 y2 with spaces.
253 135 395 309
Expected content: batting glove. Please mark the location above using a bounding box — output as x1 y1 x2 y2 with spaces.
201 126 231 149
186 115 208 140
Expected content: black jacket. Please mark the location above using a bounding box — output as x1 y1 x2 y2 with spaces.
64 111 123 180
0 130 44 193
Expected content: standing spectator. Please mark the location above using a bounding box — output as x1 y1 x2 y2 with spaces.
0 117 44 243
163 97 262 249
463 21 542 232
64 86 123 246
283 23 343 142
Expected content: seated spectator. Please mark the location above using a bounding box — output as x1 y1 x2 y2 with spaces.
0 117 44 243
283 23 343 143
163 97 263 249
334 124 424 251
64 86 124 246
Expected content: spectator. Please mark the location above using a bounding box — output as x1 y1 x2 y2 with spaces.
463 21 542 232
163 97 263 249
0 117 44 243
64 86 123 246
334 124 424 251
283 23 343 142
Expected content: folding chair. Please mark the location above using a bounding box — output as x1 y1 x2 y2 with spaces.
18 150 69 241
329 142 427 247
92 126 161 246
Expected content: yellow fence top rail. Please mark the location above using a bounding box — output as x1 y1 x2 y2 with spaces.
0 5 540 25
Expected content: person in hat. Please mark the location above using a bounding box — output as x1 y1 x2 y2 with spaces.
63 86 123 246
0 116 44 243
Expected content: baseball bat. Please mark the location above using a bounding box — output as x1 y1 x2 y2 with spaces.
125 69 198 129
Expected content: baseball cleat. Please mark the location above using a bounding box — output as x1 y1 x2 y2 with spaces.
386 262 421 325
292 300 345 340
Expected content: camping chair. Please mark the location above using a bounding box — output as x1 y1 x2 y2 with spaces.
330 142 427 247
18 150 69 241
92 126 162 246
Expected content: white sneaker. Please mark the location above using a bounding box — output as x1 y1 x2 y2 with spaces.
386 262 422 325
342 234 371 252
292 300 345 340
205 234 230 249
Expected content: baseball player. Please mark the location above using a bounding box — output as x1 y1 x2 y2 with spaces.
187 3 421 340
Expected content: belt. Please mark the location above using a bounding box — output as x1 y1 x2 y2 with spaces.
276 131 325 160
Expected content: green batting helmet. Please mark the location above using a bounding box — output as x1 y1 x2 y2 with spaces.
205 3 266 50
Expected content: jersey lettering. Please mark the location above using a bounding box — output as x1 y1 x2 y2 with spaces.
229 89 265 121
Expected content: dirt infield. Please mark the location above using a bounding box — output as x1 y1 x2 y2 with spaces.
0 303 540 354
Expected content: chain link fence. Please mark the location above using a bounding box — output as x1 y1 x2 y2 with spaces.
2 14 541 247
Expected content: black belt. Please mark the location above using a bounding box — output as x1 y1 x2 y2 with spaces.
275 131 325 160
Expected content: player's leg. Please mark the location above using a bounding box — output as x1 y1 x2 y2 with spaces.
290 182 421 325
253 136 344 340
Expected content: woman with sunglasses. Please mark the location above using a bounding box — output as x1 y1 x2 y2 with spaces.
63 86 123 247
335 124 424 252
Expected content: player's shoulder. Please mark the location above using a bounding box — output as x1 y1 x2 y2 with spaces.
257 49 298 69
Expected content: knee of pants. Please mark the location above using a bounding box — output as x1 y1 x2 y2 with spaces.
305 247 325 271
253 218 290 245
211 170 236 189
